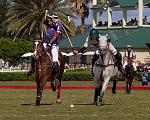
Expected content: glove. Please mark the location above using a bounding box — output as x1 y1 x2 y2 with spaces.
48 43 52 47
73 49 78 55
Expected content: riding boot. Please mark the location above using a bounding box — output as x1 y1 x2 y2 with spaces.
27 55 36 76
120 66 127 77
114 53 126 77
52 62 60 73
91 54 99 77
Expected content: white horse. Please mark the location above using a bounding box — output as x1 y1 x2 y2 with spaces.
93 40 123 106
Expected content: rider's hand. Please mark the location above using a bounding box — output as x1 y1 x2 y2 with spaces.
48 43 52 47
73 49 78 55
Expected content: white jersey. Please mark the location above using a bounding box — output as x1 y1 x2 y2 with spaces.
124 50 136 59
123 50 136 71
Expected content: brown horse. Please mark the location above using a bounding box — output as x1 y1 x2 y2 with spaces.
33 40 65 106
125 58 135 94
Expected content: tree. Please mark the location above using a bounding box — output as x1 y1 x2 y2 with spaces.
6 0 77 41
71 0 91 32
0 0 11 37
0 38 32 65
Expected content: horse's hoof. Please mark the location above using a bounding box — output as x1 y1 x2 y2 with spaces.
112 91 117 94
51 83 56 92
51 87 56 92
93 101 97 105
56 99 61 104
36 98 40 106
96 102 103 106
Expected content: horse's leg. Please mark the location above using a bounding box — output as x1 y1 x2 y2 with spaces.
56 81 62 104
36 78 47 106
112 80 117 94
125 78 129 94
93 87 101 105
128 78 133 94
97 77 110 106
93 73 101 105
51 74 56 92
35 77 41 106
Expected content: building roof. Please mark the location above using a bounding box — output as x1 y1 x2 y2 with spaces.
113 27 150 49
60 27 150 50
91 0 150 10
60 31 89 49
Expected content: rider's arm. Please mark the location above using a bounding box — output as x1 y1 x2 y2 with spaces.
50 22 62 44
132 50 136 60
78 36 90 53
50 32 60 44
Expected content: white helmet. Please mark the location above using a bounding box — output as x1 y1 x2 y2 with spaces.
127 45 132 48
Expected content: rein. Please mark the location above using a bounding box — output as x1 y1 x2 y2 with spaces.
34 40 52 67
96 47 115 68
95 64 114 68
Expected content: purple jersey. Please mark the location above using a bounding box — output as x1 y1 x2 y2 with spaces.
44 21 63 45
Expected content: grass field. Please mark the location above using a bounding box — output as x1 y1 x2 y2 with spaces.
0 81 150 120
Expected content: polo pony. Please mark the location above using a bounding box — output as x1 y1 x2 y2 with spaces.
33 40 65 106
93 40 123 106
124 58 135 94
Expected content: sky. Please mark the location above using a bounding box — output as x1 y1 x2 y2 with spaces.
75 3 150 26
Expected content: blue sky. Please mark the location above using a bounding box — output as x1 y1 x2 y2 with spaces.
75 3 150 26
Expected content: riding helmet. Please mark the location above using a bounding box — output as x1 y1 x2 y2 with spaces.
126 45 132 48
89 28 99 38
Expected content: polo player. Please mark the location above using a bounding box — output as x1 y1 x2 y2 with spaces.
27 13 63 76
123 45 137 72
73 28 125 76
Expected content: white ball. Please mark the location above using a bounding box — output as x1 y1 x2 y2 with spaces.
70 104 74 107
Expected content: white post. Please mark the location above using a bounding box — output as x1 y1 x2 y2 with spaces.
122 10 127 27
138 0 143 26
92 0 97 28
108 7 112 27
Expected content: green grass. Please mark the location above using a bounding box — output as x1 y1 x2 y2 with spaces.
0 81 150 120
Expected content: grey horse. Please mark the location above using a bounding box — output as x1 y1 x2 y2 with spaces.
93 40 124 106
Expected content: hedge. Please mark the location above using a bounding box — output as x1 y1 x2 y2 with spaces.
0 69 93 81
0 69 149 81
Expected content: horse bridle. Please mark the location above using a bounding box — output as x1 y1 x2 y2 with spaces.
97 44 115 68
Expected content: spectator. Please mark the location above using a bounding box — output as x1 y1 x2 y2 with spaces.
141 72 149 86
143 16 148 25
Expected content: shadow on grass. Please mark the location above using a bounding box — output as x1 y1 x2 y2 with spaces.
74 103 112 106
21 103 52 106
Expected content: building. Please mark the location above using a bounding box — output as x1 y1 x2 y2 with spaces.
60 0 150 64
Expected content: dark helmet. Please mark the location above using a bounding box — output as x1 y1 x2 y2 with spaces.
46 13 53 19
89 28 99 40
51 13 58 18
107 37 111 43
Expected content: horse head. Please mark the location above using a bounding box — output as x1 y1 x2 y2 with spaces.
33 40 45 59
127 58 133 65
98 36 109 55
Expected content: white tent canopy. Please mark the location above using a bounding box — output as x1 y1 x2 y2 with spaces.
21 53 34 57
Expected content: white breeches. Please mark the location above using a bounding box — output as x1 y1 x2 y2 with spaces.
43 43 59 62
123 61 137 71
51 45 59 62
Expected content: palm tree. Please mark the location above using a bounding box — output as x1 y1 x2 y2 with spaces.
0 0 11 37
71 0 91 33
6 0 77 41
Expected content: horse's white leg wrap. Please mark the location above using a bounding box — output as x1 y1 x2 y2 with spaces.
51 45 59 62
